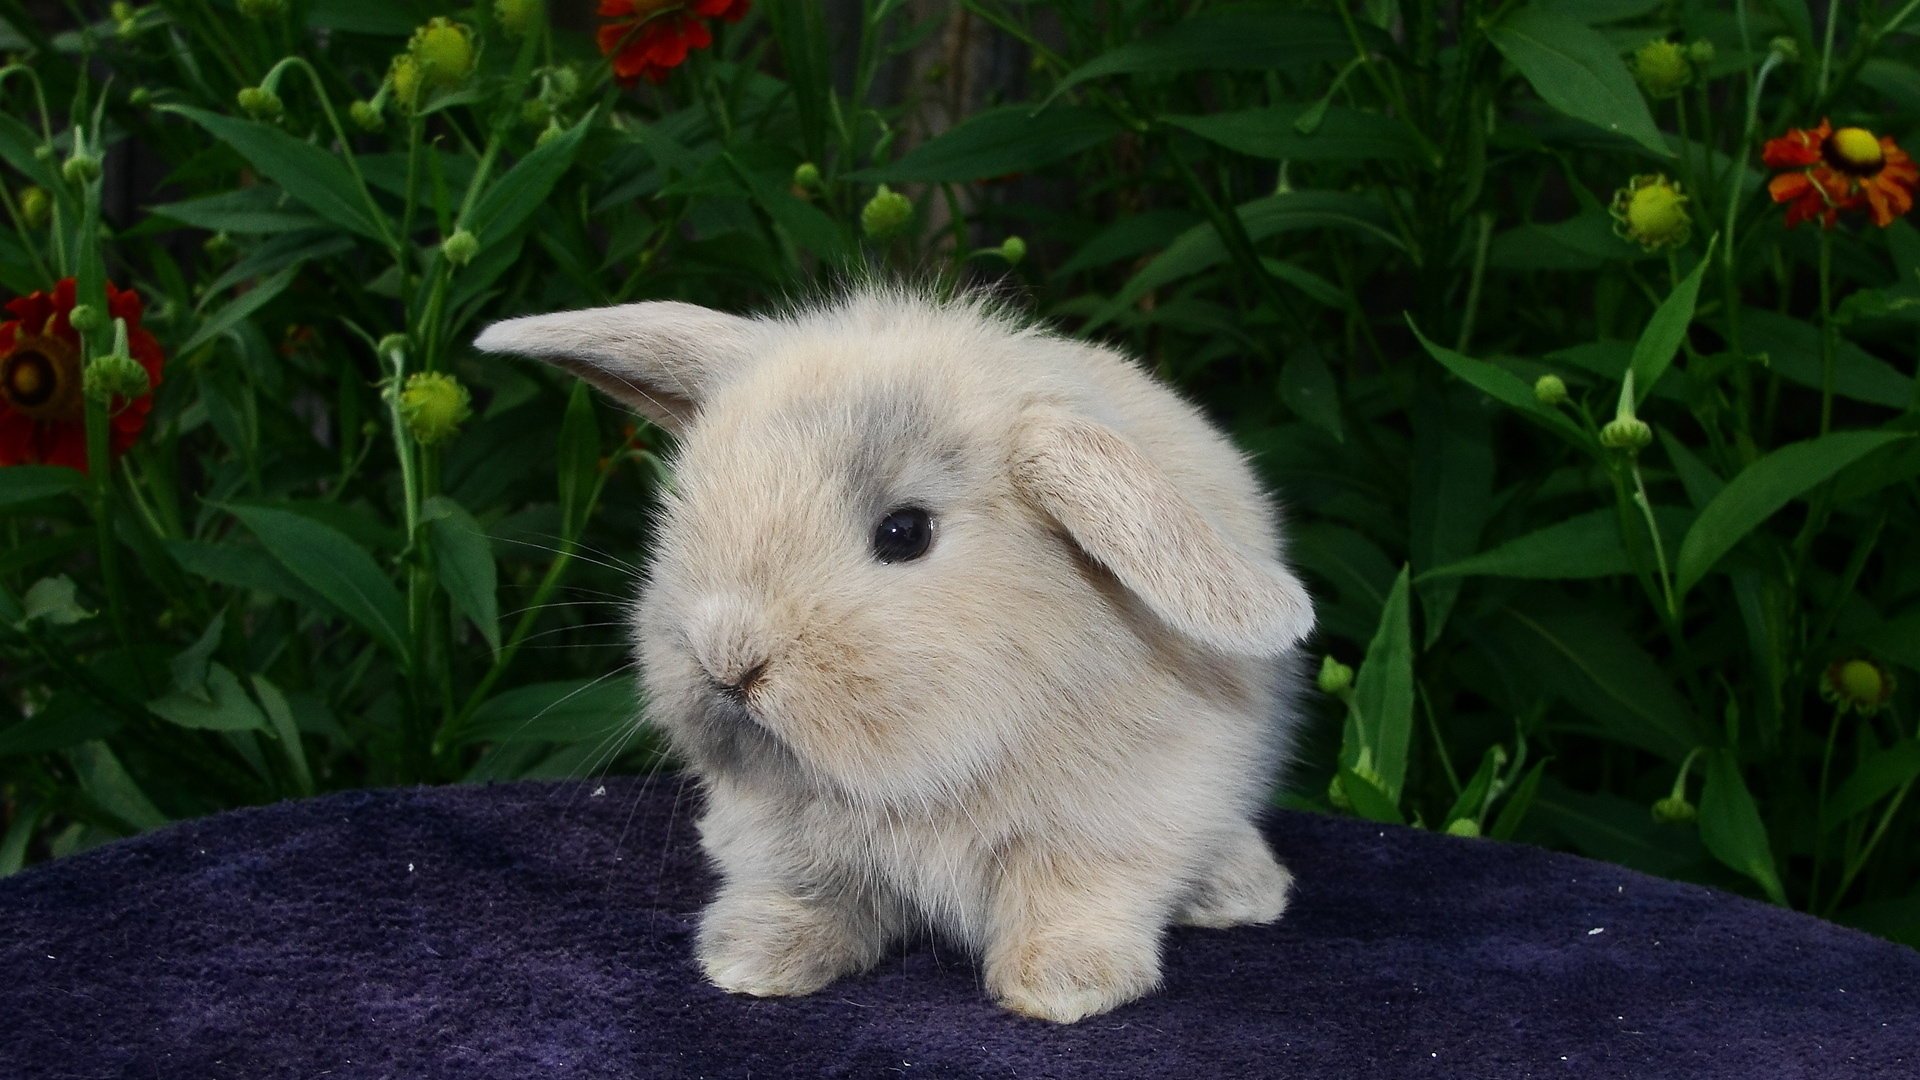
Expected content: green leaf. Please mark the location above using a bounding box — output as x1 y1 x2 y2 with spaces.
453 677 642 746
1821 740 1920 834
166 539 338 614
1410 390 1492 645
1406 318 1589 448
1490 759 1549 841
1487 8 1670 157
1629 236 1716 402
1699 751 1787 905
251 675 314 796
1532 782 1704 877
163 105 388 242
423 495 500 655
1737 309 1915 407
230 504 410 662
1276 346 1343 442
1337 766 1405 825
1489 211 1642 270
22 575 93 626
853 105 1123 183
1423 506 1691 581
1354 568 1415 800
1044 9 1365 104
168 611 227 701
1053 209 1198 279
0 465 86 509
149 187 325 234
1675 431 1912 598
1445 745 1506 827
463 114 590 247
70 741 168 832
147 663 270 733
1163 106 1422 162
557 382 600 540
0 114 60 189
1498 605 1703 760
177 263 299 357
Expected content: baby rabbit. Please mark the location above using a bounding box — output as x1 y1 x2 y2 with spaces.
475 289 1314 1023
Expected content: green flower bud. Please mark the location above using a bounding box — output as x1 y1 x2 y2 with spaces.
861 185 913 239
1534 374 1568 406
237 86 284 120
1651 795 1697 824
129 87 151 108
997 235 1027 265
1444 818 1482 838
1599 415 1653 452
793 161 823 191
1768 36 1800 64
202 231 234 258
1316 655 1354 695
34 145 56 164
536 118 564 147
409 18 476 90
494 0 543 38
546 66 580 103
441 229 480 267
83 319 153 403
67 303 106 335
350 100 385 132
62 152 101 185
18 185 49 229
397 372 472 446
1821 657 1897 716
389 54 423 111
1610 174 1691 251
376 333 409 361
237 0 286 17
1631 39 1692 99
1327 773 1352 812
1686 39 1716 67
520 99 550 127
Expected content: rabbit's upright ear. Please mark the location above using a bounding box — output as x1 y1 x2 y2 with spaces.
473 301 756 432
1012 405 1314 657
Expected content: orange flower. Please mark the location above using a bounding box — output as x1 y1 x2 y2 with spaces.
0 279 164 472
596 0 748 87
1764 119 1918 228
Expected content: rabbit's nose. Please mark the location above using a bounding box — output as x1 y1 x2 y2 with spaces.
709 658 768 703
688 593 773 699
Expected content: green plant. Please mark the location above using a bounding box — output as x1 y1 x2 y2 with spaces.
1 0 1917 949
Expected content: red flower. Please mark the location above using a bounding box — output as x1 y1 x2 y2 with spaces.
0 278 164 472
1764 119 1918 229
596 0 749 87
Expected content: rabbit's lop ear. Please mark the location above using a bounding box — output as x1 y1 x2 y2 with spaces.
473 301 756 432
1013 405 1314 657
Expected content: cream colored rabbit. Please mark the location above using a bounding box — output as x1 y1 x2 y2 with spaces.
475 288 1314 1023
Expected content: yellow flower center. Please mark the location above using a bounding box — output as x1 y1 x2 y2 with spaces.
1825 127 1885 176
1 327 84 421
1837 660 1884 704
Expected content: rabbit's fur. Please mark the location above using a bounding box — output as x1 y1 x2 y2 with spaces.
475 288 1314 1023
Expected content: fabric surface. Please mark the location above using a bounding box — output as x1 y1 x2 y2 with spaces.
2 778 1915 1080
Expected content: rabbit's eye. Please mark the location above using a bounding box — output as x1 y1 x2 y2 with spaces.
872 507 933 563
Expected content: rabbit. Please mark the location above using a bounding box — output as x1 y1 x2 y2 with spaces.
474 287 1314 1023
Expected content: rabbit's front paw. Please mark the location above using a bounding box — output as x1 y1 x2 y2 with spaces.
696 890 878 998
985 932 1161 1024
1177 826 1293 929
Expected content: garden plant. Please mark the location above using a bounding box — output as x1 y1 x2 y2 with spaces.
1 0 1916 950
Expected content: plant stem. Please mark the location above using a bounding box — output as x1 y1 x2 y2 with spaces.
1808 705 1845 910
1817 227 1835 434
1825 776 1915 917
1630 459 1678 619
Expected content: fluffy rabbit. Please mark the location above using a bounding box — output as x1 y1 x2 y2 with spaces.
474 289 1314 1023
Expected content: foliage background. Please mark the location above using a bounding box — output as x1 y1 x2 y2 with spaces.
2 0 1917 947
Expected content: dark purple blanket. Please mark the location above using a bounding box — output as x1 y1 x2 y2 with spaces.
2 779 1915 1079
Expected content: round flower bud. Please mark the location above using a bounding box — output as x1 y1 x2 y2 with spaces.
202 231 234 258
35 145 56 164
1610 174 1691 251
397 372 473 447
1652 795 1697 825
349 100 385 132
84 323 153 404
1821 657 1896 716
1444 818 1482 839
1316 655 1354 695
409 18 476 90
237 86 284 120
1687 39 1716 67
67 303 106 335
389 54 422 111
547 66 580 103
520 99 550 127
1632 39 1692 99
376 333 409 361
441 229 480 267
237 0 286 17
112 2 138 35
997 235 1027 265
62 152 101 185
792 162 823 191
19 185 49 229
1327 773 1352 812
494 0 543 38
129 87 150 108
1534 374 1568 406
1599 416 1654 452
1768 36 1800 63
861 185 913 239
